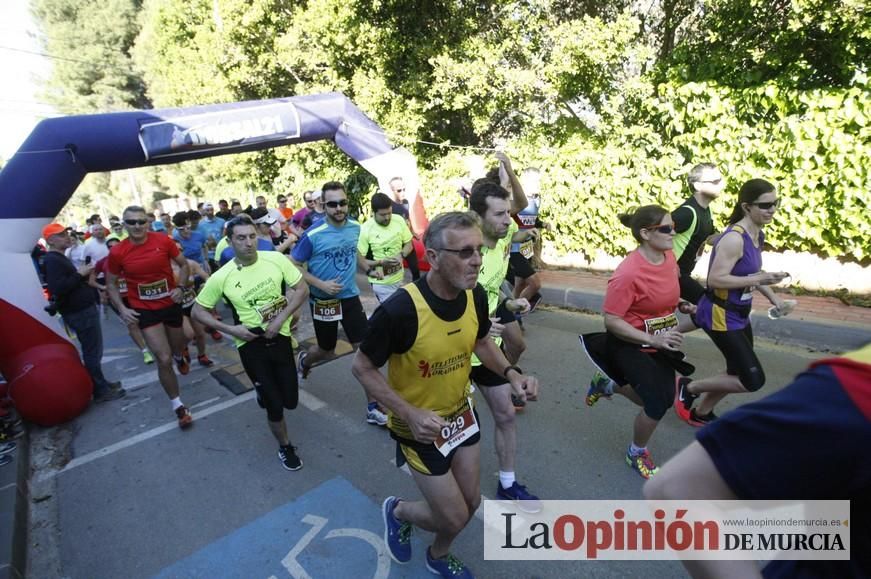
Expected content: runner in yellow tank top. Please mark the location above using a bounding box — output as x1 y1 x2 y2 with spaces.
353 211 539 578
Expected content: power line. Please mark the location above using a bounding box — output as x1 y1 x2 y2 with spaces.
0 46 130 74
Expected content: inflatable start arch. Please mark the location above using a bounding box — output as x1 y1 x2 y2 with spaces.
0 92 428 425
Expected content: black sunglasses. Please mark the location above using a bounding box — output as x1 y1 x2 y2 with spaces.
124 219 148 226
750 199 780 210
646 225 674 234
325 200 349 208
438 245 483 259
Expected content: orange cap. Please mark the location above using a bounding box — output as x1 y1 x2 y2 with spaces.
42 223 66 240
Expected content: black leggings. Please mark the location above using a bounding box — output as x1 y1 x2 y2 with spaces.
238 335 299 422
606 334 675 421
703 324 765 392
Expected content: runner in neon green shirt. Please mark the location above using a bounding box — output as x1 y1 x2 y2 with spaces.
192 214 310 471
357 193 414 303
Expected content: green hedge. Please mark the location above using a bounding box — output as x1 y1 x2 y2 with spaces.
414 78 870 262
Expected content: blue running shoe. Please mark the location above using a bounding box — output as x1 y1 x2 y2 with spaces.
426 548 474 578
496 481 542 514
585 371 614 407
382 496 412 563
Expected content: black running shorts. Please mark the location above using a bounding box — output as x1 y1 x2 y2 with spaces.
136 303 184 330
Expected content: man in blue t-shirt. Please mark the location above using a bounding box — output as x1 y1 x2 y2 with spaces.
197 202 225 270
291 181 384 426
172 211 209 270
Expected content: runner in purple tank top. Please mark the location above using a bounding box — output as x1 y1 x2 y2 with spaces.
674 179 790 426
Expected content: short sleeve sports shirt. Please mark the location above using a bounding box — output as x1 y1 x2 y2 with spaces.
195 251 304 347
358 216 413 285
107 232 180 310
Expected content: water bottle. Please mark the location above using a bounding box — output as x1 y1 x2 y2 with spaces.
768 299 797 320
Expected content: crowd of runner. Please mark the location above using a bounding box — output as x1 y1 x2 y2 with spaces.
27 156 869 579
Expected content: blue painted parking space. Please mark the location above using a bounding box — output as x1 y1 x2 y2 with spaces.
153 477 433 579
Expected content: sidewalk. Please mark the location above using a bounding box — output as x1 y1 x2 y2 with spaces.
537 267 871 352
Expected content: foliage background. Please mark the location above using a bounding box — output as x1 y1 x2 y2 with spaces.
25 0 871 261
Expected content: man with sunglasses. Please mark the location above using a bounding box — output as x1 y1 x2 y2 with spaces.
352 211 539 578
291 181 384 425
107 206 196 429
197 202 225 272
172 211 209 272
671 163 726 304
290 191 316 235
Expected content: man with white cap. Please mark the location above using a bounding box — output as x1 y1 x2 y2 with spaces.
251 207 295 254
42 223 126 403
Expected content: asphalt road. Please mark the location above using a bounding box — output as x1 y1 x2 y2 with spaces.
28 296 823 579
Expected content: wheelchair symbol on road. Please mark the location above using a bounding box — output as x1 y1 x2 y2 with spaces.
269 514 391 579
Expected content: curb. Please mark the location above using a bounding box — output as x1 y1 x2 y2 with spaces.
539 284 869 353
0 427 28 579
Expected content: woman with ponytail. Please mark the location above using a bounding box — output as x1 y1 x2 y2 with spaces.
581 205 696 479
674 179 789 426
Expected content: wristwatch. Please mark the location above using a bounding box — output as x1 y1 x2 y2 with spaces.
502 365 523 379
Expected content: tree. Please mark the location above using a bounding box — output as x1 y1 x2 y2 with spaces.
32 0 150 113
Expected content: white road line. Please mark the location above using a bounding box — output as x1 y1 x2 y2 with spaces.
190 396 221 410
299 390 326 411
120 396 152 412
122 370 159 391
45 391 256 479
101 354 130 363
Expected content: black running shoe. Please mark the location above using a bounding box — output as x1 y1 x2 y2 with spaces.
279 445 303 471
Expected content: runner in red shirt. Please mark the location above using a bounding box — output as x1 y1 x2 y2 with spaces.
106 205 195 429
580 205 697 479
93 237 154 366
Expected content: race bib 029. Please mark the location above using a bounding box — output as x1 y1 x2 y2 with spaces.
434 398 479 457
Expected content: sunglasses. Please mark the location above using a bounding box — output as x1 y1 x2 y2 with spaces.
438 245 483 259
395 188 406 193
750 199 779 210
646 225 674 234
124 219 148 226
698 178 723 185
325 200 349 208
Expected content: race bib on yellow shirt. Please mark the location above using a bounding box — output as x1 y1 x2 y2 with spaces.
313 298 342 322
519 240 534 259
256 296 288 324
434 398 479 457
138 278 170 301
379 261 402 278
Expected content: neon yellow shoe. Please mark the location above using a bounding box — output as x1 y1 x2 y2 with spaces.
143 350 154 365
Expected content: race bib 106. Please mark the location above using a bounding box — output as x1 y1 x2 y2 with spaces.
313 298 342 322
